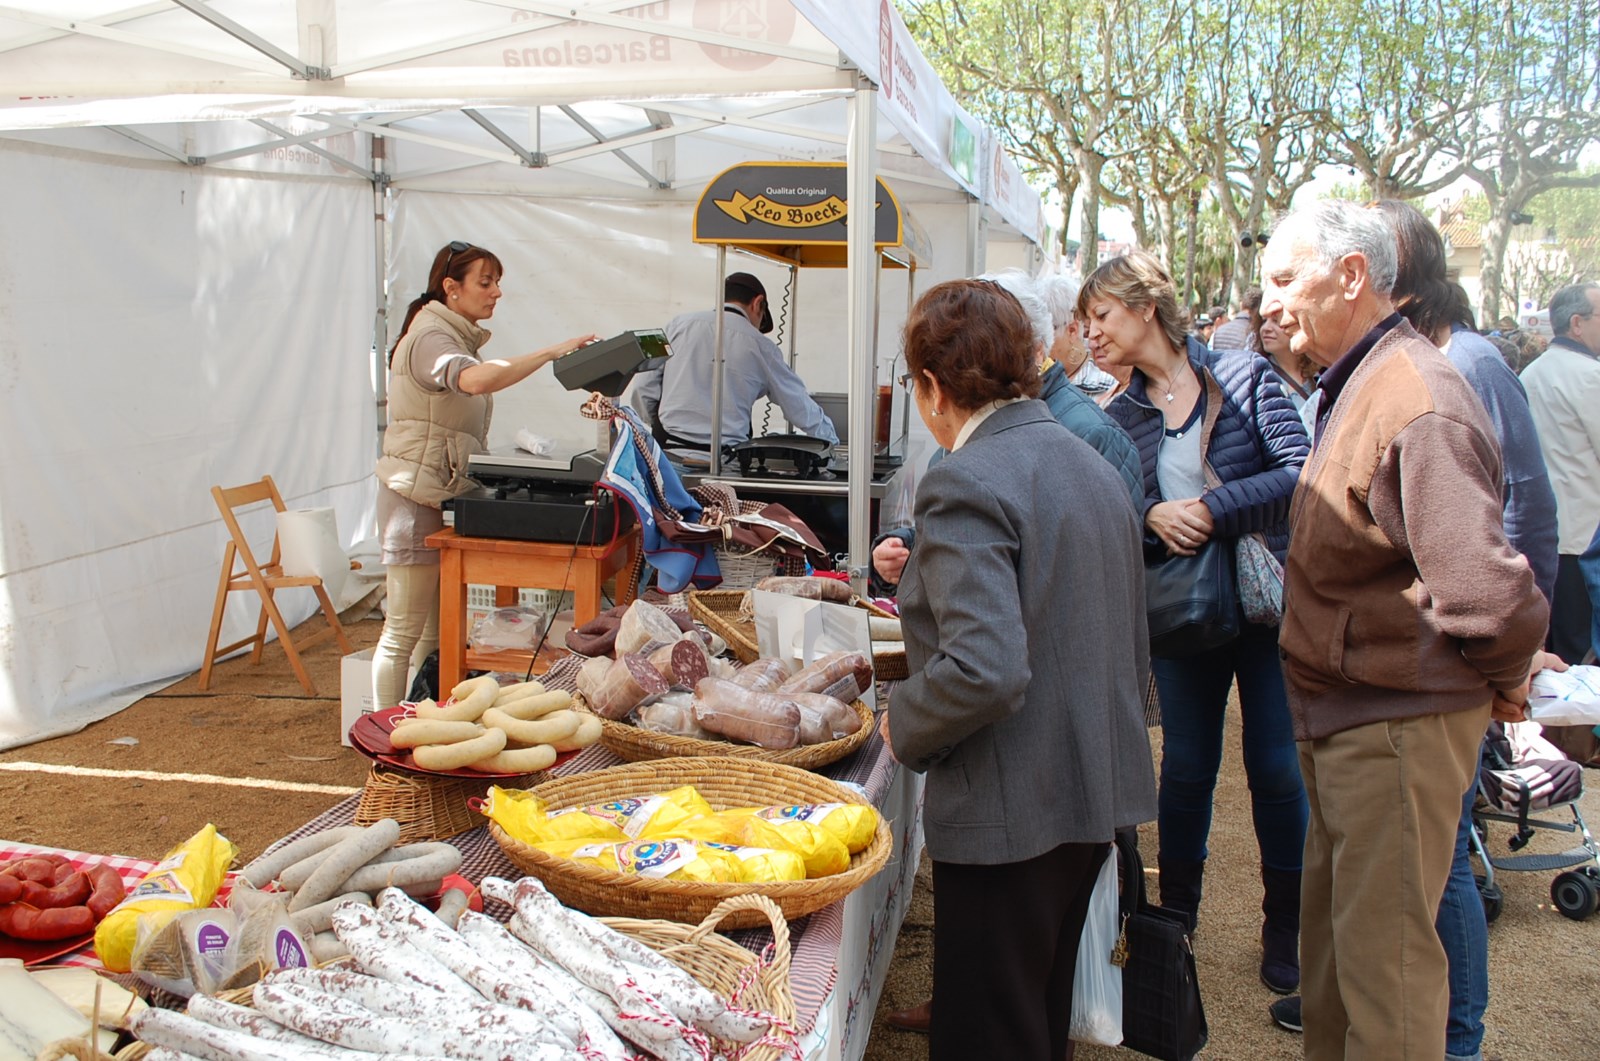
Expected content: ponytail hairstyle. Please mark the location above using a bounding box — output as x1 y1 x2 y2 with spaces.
389 241 504 366
1373 200 1473 338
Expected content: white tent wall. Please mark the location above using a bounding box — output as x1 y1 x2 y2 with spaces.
0 140 376 750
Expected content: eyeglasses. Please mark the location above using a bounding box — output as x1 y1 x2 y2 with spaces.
442 240 472 276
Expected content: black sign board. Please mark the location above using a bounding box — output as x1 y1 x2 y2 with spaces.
693 162 902 254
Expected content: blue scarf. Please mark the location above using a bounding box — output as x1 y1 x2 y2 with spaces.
599 407 721 592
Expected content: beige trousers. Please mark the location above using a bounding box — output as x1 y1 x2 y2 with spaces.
372 562 440 712
1299 703 1491 1061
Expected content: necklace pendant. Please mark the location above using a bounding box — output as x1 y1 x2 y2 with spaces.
1165 392 1176 402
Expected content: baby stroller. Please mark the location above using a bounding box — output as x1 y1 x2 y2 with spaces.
1469 720 1600 921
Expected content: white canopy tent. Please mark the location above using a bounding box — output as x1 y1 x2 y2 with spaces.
0 0 1048 749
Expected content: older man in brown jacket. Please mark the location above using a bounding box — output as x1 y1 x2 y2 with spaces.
1261 199 1551 1060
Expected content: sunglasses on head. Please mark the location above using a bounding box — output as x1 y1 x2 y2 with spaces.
442 240 472 276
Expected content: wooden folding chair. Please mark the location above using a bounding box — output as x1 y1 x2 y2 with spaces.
199 475 356 696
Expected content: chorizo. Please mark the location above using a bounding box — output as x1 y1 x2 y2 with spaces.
19 869 91 909
0 899 96 940
84 864 128 919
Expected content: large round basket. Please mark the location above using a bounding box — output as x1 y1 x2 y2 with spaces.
688 588 908 681
488 757 893 927
600 894 797 1061
593 695 875 770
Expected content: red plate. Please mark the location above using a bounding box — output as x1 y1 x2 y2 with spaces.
0 930 95 966
349 705 578 779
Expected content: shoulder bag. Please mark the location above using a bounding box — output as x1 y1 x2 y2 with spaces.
1114 832 1208 1061
1144 371 1240 658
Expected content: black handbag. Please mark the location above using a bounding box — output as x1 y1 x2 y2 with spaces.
1114 833 1208 1061
1144 371 1240 659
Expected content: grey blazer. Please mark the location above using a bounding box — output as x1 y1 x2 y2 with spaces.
888 400 1158 865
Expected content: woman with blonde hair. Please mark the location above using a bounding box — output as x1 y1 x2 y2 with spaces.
1080 249 1310 993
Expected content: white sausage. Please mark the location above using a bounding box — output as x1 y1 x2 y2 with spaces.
132 1007 345 1061
338 844 462 893
466 745 557 774
410 727 506 770
288 819 401 912
388 719 486 748
551 712 603 752
288 891 373 936
481 707 580 745
487 689 572 720
239 827 366 888
433 886 470 928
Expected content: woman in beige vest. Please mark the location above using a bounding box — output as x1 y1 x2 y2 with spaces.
373 241 596 711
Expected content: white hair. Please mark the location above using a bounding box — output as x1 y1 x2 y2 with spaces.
978 269 1054 353
1274 200 1398 296
1036 273 1082 333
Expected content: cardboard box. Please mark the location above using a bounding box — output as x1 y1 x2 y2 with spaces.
340 648 376 747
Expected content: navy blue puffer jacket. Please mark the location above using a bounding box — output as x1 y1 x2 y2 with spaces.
1106 337 1310 558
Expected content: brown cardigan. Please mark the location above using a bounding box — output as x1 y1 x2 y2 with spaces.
1279 320 1548 741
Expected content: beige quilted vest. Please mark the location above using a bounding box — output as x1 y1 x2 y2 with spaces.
377 302 493 506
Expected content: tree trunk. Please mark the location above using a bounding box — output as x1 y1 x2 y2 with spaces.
1184 192 1199 306
1480 211 1512 323
1077 150 1106 275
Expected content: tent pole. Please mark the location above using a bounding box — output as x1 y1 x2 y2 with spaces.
966 195 985 276
845 79 878 592
371 133 389 453
787 262 800 370
710 244 727 476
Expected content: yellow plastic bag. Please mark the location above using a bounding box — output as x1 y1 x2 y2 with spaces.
731 803 880 854
738 816 851 878
545 839 736 883
480 787 627 846
94 823 236 973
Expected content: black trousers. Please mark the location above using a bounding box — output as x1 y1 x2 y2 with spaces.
1549 553 1595 663
929 841 1110 1061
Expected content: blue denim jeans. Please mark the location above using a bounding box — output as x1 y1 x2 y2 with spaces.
1438 781 1488 1061
1151 620 1309 871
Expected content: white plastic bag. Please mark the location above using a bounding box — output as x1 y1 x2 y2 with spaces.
1527 664 1600 727
469 607 548 652
1069 844 1124 1046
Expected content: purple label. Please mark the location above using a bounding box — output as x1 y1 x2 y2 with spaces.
275 928 309 969
195 921 230 955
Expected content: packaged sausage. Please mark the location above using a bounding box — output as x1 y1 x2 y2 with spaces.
791 692 863 745
737 816 851 877
730 658 790 692
727 803 881 854
589 652 670 719
779 650 874 703
692 677 803 750
575 654 613 703
93 824 236 973
753 576 854 603
647 637 710 689
532 839 737 883
632 693 714 739
615 599 683 655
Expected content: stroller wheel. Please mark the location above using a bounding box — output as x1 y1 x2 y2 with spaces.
1551 871 1599 921
1475 875 1503 923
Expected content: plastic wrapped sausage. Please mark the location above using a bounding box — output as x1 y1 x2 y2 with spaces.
615 600 683 656
731 658 790 692
632 693 714 739
589 653 670 720
791 692 863 745
647 638 711 689
754 576 854 603
575 655 613 703
692 677 802 749
779 650 873 703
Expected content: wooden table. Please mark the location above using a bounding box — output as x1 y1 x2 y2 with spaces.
425 526 641 691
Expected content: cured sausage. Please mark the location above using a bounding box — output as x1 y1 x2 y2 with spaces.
731 657 789 692
0 899 95 940
792 691 864 744
754 575 854 602
588 652 669 720
84 864 127 919
692 677 802 749
779 649 873 702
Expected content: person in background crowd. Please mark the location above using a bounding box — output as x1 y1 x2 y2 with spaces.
870 271 1141 624
1192 313 1217 347
1038 272 1121 398
1520 281 1600 664
1584 521 1600 663
1261 199 1551 1060
1211 287 1262 352
1494 314 1518 334
1083 249 1311 994
1269 200 1563 1057
1256 314 1316 416
880 278 1156 1060
1489 333 1532 374
373 241 596 711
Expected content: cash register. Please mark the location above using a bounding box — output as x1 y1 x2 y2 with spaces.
452 329 668 544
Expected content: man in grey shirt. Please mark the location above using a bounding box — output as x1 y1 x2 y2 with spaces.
631 272 837 463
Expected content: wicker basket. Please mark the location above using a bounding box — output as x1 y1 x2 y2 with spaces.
712 546 784 590
595 696 875 770
601 894 797 1061
354 765 538 843
688 588 909 680
488 757 893 926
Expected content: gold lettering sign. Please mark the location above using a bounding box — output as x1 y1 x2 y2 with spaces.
714 190 852 228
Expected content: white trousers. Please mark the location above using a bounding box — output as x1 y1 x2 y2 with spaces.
372 562 439 712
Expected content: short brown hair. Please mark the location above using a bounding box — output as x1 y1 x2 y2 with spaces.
903 280 1040 411
1076 250 1190 351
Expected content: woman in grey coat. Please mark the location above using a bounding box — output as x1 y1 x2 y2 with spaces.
881 279 1157 1060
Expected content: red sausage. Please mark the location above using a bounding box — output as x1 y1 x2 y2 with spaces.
19 871 91 909
84 865 127 919
0 900 96 941
0 877 20 904
2 857 65 884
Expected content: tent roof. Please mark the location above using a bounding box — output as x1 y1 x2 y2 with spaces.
0 0 1045 241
